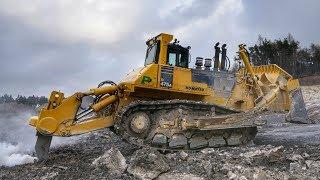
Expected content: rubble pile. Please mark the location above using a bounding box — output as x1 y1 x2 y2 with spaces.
302 85 320 123
1 129 320 180
0 85 319 179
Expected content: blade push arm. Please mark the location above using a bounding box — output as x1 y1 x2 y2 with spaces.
238 44 264 103
29 85 121 137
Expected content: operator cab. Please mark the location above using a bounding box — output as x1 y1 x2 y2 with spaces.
144 34 190 69
142 33 235 94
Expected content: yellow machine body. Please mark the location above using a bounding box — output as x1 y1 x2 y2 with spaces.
29 33 307 139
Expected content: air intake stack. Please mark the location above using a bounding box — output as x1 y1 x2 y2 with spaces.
195 57 203 69
204 58 212 70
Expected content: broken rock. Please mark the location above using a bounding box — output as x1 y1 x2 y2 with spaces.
252 169 273 180
127 147 170 180
179 151 189 161
158 173 204 180
289 162 302 172
287 154 303 162
305 160 320 170
241 146 284 163
92 147 127 174
227 171 238 180
265 146 284 163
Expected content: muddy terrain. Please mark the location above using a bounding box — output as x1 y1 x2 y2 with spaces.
0 85 320 180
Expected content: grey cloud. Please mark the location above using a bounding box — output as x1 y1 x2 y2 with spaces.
243 0 320 46
0 0 319 96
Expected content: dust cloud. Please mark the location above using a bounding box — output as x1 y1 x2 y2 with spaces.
0 104 37 167
0 103 81 167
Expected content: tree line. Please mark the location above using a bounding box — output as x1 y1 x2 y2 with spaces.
0 94 48 106
248 34 320 77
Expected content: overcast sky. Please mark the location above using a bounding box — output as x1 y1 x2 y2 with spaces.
0 0 319 96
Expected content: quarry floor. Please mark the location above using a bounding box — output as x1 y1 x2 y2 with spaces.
0 85 320 180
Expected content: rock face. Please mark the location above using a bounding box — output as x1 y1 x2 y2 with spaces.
92 147 127 174
127 147 170 180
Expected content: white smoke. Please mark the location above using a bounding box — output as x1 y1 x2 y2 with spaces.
0 102 82 167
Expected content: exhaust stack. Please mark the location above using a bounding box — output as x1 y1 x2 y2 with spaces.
214 42 220 69
221 44 227 70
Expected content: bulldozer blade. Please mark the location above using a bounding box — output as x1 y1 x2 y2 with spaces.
35 133 52 161
286 88 310 124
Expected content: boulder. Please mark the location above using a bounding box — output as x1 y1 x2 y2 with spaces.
127 148 170 180
92 147 127 174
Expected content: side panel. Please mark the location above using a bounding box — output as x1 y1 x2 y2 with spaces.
172 66 210 95
136 64 159 88
121 64 159 90
191 69 214 86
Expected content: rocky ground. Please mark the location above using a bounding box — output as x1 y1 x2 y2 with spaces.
1 85 320 180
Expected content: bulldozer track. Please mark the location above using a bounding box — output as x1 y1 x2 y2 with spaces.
113 100 257 151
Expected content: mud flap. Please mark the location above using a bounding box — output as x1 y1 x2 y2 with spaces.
286 88 310 124
35 132 52 161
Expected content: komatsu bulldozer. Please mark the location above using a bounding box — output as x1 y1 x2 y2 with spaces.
29 33 309 160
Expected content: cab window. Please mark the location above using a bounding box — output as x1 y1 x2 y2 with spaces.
167 44 189 68
145 41 160 65
168 53 177 66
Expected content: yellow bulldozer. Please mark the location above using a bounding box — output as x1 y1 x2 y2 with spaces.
29 33 309 160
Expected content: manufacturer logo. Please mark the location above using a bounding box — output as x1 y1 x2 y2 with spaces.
186 86 205 91
141 76 152 84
